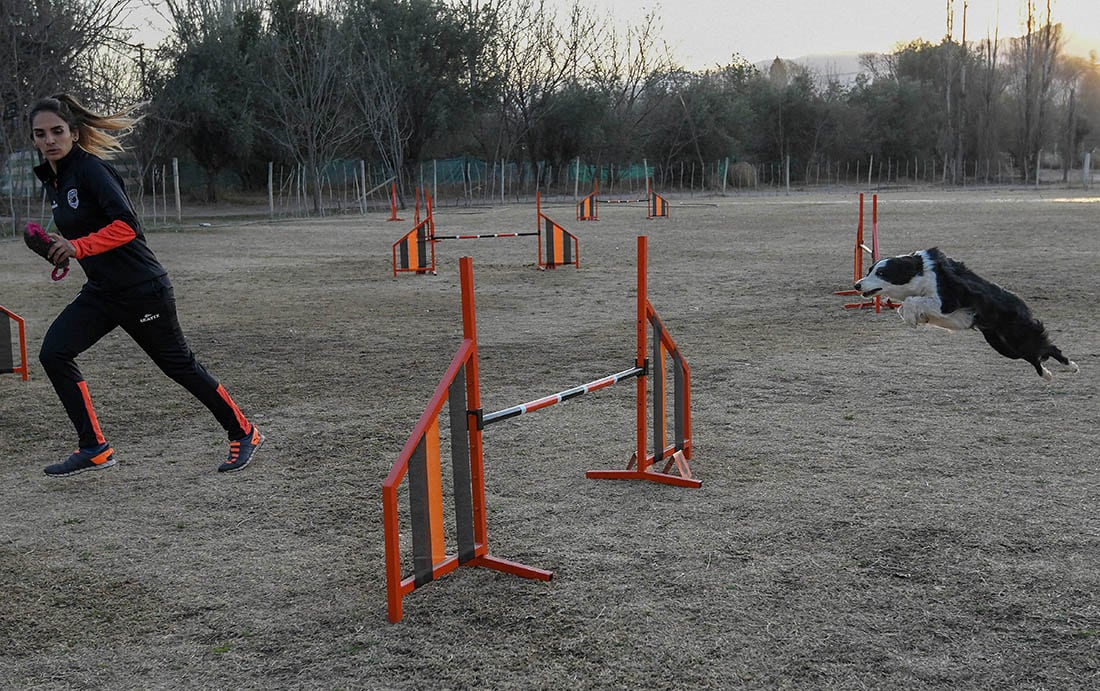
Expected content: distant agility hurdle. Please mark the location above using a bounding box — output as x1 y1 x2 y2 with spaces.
576 181 599 221
0 306 29 381
590 178 668 219
833 193 899 313
392 191 578 275
647 180 669 219
382 235 697 622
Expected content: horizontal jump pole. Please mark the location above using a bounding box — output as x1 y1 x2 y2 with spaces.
481 365 645 427
433 232 539 240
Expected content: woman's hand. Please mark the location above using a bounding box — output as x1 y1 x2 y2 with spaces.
47 233 76 265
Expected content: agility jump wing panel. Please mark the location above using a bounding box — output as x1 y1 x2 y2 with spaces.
383 259 552 623
540 216 579 269
392 218 435 276
0 306 28 381
647 189 670 219
577 183 599 221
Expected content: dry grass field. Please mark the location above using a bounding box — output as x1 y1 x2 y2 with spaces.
2 187 1098 689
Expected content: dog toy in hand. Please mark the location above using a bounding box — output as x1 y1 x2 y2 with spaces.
23 223 69 281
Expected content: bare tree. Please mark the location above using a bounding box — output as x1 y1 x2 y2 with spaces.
0 0 135 232
1052 55 1091 181
971 26 1007 181
345 33 409 199
1009 0 1063 182
257 2 362 215
584 8 677 161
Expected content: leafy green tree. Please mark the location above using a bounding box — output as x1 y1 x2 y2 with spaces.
159 1 266 202
343 0 492 184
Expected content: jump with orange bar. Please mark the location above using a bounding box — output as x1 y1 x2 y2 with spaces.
382 235 698 623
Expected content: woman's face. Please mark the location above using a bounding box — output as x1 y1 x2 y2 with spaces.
31 111 78 165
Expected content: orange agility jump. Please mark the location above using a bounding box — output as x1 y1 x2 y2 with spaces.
382 235 698 622
647 180 669 219
392 191 578 275
0 306 29 381
576 181 599 221
833 193 899 313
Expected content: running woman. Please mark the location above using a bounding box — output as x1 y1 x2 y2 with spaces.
29 94 263 477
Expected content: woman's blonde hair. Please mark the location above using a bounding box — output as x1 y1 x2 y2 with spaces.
29 94 145 159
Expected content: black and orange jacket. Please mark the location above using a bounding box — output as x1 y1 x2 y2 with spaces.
34 146 166 292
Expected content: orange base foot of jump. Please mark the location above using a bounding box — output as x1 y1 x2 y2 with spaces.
586 451 701 488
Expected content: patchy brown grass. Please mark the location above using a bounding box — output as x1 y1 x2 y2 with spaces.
2 188 1098 689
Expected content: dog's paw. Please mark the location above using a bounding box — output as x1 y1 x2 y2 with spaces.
1057 360 1080 374
898 301 924 327
1041 367 1054 381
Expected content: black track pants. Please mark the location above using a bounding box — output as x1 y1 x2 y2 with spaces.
39 276 250 449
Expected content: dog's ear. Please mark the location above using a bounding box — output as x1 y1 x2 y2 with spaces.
901 253 924 275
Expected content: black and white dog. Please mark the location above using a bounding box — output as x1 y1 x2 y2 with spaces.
854 248 1078 380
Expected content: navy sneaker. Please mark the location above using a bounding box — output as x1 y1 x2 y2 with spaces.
44 443 116 477
218 425 264 473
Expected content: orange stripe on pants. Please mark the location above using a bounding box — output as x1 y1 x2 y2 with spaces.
216 384 250 435
76 381 106 445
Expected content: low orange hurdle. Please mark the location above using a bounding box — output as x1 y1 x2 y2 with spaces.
647 180 669 219
833 193 899 313
536 192 579 269
576 181 599 221
393 191 578 275
382 235 697 622
0 306 29 381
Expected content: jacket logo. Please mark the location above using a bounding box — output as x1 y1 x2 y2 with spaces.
139 313 160 323
67 189 79 209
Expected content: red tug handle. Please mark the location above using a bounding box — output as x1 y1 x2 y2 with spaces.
24 223 70 281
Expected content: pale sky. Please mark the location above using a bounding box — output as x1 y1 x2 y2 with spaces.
130 1 1099 68
549 0 1100 67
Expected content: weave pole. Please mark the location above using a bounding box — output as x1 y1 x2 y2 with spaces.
0 306 29 381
